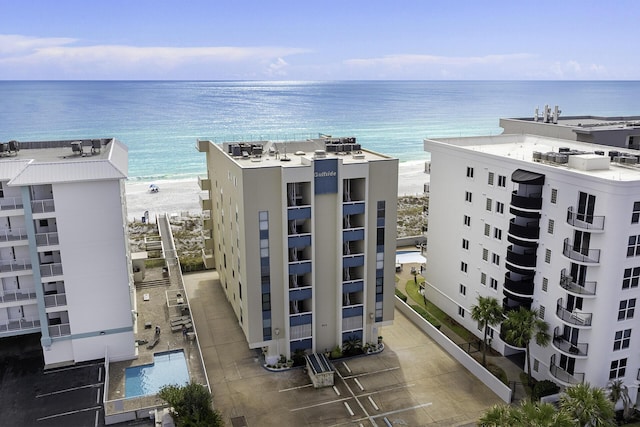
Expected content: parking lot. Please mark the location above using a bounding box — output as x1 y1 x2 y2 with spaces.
0 335 108 427
184 271 502 426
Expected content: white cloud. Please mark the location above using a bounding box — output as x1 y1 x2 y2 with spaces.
0 34 309 79
344 53 534 68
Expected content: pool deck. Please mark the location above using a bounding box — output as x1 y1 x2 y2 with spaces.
104 265 208 419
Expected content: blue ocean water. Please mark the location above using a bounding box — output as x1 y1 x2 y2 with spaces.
1 80 639 180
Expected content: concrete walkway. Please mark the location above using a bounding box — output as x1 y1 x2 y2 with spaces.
395 257 528 403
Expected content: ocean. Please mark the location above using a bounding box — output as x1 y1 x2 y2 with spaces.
1 80 639 181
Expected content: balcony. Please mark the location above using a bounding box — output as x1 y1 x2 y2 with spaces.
0 289 37 303
503 272 534 296
559 269 597 297
35 232 59 247
197 175 211 191
0 197 24 211
31 199 55 214
552 327 588 357
290 323 312 340
499 326 526 350
40 263 63 278
343 228 365 242
562 238 600 264
0 319 40 333
556 299 592 327
343 201 365 216
48 323 71 337
502 296 531 314
566 207 605 231
343 254 364 269
511 191 542 210
287 206 311 221
0 258 32 274
44 293 68 308
506 246 537 268
508 218 540 240
342 315 363 332
0 228 28 244
550 355 585 385
199 194 211 211
289 287 312 302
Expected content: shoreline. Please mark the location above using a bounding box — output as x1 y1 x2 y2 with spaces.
125 160 428 221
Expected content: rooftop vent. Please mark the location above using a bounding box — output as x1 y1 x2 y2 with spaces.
314 150 326 158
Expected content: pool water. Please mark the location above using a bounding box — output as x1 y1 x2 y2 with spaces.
125 350 190 398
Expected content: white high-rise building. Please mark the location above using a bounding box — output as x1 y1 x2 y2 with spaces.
197 136 397 363
424 133 640 400
0 139 135 367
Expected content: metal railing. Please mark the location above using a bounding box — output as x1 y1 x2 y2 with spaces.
44 293 67 308
552 327 589 357
559 269 597 296
563 238 600 263
0 289 37 303
35 232 59 246
566 207 605 230
0 227 28 242
0 319 40 332
48 323 71 337
556 299 593 326
550 355 584 384
31 199 55 214
0 258 32 273
40 263 63 277
0 197 24 211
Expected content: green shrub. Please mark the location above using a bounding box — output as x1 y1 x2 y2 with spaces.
532 380 560 401
180 256 205 272
330 345 342 359
395 288 408 302
410 305 441 329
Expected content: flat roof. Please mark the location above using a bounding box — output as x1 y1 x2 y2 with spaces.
505 114 640 132
210 137 394 169
425 133 640 182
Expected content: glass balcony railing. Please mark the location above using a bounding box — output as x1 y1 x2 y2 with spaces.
0 319 40 332
0 289 37 303
40 263 63 277
550 355 584 385
0 228 28 242
48 323 71 337
563 238 600 264
556 299 592 327
31 199 55 214
566 207 605 231
44 293 68 308
35 232 59 246
0 197 24 211
559 269 597 296
552 327 588 357
0 259 32 273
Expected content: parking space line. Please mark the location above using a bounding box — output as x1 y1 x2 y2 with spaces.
37 405 102 421
344 402 354 416
36 383 103 398
43 362 102 374
354 378 364 391
371 402 433 420
94 409 99 427
96 388 101 404
290 396 352 412
368 396 379 411
341 366 399 380
279 383 313 392
98 366 102 382
342 361 352 373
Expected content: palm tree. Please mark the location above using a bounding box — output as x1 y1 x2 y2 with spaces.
607 379 633 421
478 400 573 426
502 306 550 385
560 382 615 427
471 296 503 366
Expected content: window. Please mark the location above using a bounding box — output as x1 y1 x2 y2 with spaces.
609 358 627 379
480 272 487 285
464 215 471 227
482 248 489 261
466 167 474 178
498 175 506 187
486 198 492 211
458 306 465 318
542 277 548 292
538 306 545 319
461 262 468 273
262 293 271 310
495 202 504 214
618 299 636 320
484 223 490 236
613 329 631 351
533 359 539 372
494 228 502 240
490 277 498 290
465 191 472 203
628 235 640 257
633 201 640 223
551 188 558 204
548 219 554 234
488 172 495 185
459 284 466 296
622 267 640 289
545 249 551 263
492 253 500 266
462 238 469 250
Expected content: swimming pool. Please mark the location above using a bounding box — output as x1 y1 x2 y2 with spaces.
125 350 190 398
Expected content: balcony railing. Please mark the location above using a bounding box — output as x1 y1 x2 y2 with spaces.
0 197 24 211
290 323 312 340
556 299 592 326
0 289 37 303
35 232 59 246
506 246 537 268
511 191 543 210
552 327 588 357
563 238 600 264
566 207 605 231
44 293 68 308
559 269 597 296
31 199 55 214
342 315 363 331
0 319 40 332
40 263 63 277
0 228 28 242
503 272 535 296
0 258 32 273
48 323 71 337
550 355 585 385
508 219 540 240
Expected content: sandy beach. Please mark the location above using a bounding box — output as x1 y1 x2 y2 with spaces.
125 160 428 221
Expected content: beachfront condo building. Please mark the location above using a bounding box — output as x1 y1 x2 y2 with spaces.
0 139 136 367
424 131 640 402
197 136 398 363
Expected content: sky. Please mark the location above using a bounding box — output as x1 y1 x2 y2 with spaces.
0 0 638 80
